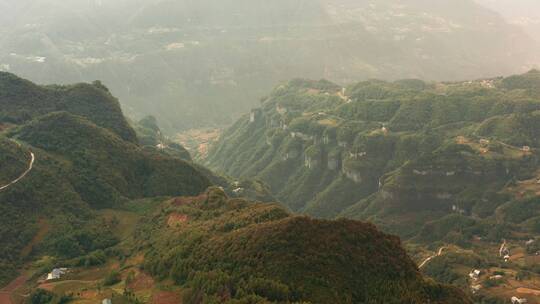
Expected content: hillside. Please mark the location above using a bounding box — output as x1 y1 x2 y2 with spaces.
205 71 540 301
0 0 538 131
11 188 469 304
206 70 540 235
0 75 211 288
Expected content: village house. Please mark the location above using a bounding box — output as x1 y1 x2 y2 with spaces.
46 268 68 281
349 151 367 159
102 299 112 304
413 169 429 176
290 132 313 141
338 141 348 148
469 269 481 281
249 109 262 123
471 284 482 294
511 296 528 304
522 146 531 153
452 205 465 215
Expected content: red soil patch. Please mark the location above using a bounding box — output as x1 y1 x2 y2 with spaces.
37 283 54 291
510 253 525 261
128 272 154 291
152 291 182 304
167 214 188 227
517 287 540 296
0 292 12 304
1 275 27 293
0 274 28 304
172 194 207 206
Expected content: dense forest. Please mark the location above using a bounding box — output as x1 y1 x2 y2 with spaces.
206 70 540 240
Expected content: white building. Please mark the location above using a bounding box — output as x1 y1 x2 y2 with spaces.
469 269 481 280
46 268 68 281
511 296 528 304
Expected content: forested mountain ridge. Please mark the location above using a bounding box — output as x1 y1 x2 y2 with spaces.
0 74 211 286
206 70 540 238
0 0 538 131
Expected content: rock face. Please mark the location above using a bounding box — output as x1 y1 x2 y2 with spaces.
206 73 540 238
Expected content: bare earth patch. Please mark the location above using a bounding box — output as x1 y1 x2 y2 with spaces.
152 291 182 304
167 214 189 228
517 287 540 296
128 272 155 292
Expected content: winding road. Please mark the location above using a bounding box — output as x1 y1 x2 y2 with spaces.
0 150 35 192
419 247 446 269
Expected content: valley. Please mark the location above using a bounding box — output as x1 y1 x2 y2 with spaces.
0 72 472 303
0 1 539 302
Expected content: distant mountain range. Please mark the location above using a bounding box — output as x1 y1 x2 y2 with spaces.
0 0 538 131
475 0 540 42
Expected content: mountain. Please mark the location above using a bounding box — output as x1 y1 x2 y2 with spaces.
0 0 538 131
475 0 540 43
205 71 540 236
0 73 210 286
0 73 468 304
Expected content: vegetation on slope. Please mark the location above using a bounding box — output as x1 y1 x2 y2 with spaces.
206 71 540 239
137 188 470 304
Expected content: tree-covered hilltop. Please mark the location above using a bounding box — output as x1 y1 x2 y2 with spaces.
136 188 470 304
0 75 211 286
205 70 540 240
0 72 137 143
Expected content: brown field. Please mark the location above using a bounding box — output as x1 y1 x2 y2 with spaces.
152 291 182 304
175 128 221 158
518 287 540 296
